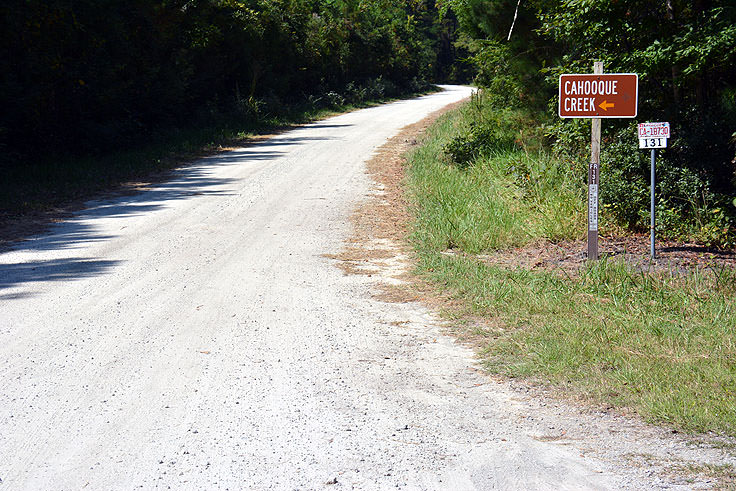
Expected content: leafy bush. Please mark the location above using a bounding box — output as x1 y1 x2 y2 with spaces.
443 91 544 168
325 91 346 107
656 165 735 247
598 129 651 229
409 76 432 94
443 122 513 168
234 96 266 119
363 76 401 100
344 82 367 104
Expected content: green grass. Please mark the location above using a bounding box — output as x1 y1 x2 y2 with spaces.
405 99 736 436
407 99 584 254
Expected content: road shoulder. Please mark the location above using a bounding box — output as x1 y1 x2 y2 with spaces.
330 100 736 489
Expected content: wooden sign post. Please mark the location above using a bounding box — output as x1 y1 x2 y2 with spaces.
559 65 638 260
589 63 603 260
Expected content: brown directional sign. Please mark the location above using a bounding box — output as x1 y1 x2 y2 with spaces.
559 73 638 118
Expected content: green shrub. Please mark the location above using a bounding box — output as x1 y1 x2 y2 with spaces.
546 118 736 247
325 91 346 107
599 128 650 229
344 82 367 104
442 91 544 168
443 122 515 168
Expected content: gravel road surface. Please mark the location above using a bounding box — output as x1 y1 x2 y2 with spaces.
0 86 730 490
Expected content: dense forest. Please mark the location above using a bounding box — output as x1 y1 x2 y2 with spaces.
2 0 735 243
0 0 463 162
440 0 736 245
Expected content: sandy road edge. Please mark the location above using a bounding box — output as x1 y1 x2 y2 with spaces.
327 99 736 488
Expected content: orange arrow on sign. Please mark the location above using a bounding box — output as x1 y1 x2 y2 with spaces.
599 100 615 111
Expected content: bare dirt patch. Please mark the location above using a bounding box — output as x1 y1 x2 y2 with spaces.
325 102 464 301
326 99 504 318
474 235 736 277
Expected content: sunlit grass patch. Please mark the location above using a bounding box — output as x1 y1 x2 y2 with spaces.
405 99 736 436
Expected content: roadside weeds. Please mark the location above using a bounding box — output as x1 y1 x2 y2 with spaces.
405 102 736 438
331 99 736 487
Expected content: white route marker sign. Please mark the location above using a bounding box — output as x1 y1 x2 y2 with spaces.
639 122 670 259
638 122 670 148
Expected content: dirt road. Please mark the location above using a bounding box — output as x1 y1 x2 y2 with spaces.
0 86 728 489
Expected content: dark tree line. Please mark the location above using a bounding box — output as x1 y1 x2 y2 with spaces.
0 0 463 163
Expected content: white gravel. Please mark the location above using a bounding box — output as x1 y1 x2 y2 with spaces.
0 86 732 490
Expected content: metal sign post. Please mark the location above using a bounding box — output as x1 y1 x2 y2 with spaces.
650 148 656 258
559 65 638 261
638 122 670 259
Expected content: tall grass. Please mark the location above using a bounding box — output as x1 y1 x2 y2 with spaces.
407 102 583 253
405 98 736 435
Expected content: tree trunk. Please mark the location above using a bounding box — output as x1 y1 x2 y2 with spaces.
666 0 680 104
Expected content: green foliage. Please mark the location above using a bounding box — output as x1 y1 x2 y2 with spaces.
545 118 736 246
408 95 583 254
443 90 546 168
443 121 513 168
0 0 461 165
542 1 736 246
439 0 556 108
439 0 736 247
460 40 526 107
599 134 650 229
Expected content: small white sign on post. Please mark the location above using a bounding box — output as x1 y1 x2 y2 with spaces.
588 184 598 231
638 122 671 259
638 122 670 148
639 137 667 149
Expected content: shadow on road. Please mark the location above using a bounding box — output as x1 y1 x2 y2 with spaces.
0 258 122 293
0 121 355 293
